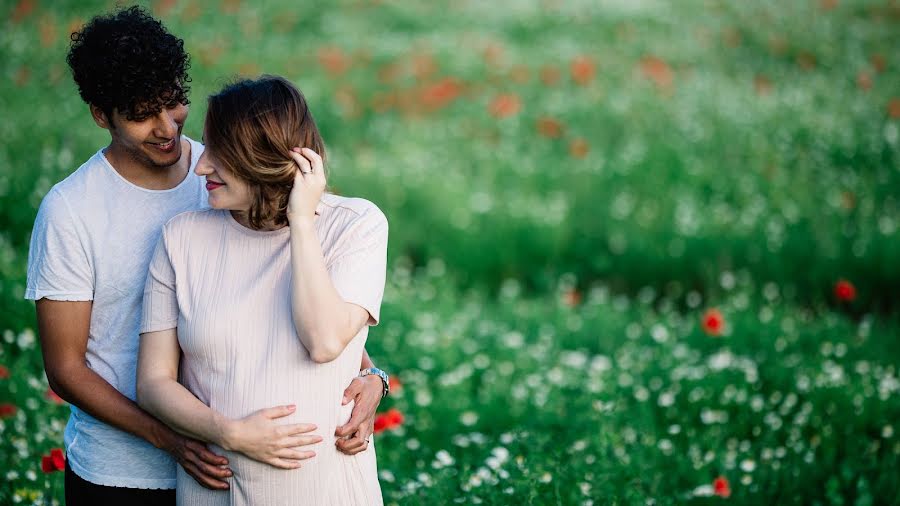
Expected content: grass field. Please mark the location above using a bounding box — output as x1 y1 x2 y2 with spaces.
1 0 898 504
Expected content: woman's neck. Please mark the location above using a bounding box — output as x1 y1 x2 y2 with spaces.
230 210 285 231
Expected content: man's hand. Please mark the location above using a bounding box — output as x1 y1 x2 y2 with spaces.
161 430 232 490
335 375 382 455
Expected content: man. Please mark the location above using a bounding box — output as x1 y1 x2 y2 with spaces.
25 6 389 504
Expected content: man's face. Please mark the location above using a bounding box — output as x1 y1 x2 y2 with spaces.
106 103 189 169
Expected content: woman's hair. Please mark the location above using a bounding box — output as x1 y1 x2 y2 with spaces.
67 5 191 121
205 75 327 230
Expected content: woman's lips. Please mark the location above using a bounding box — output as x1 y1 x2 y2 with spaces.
206 181 225 191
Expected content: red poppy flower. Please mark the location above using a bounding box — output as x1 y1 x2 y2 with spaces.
388 376 402 393
418 78 463 112
834 279 856 302
568 138 589 159
753 74 773 96
702 308 724 336
857 72 873 91
317 46 350 76
562 289 582 307
11 0 35 23
889 98 900 119
871 53 886 73
0 403 17 418
41 455 55 473
51 448 65 470
0 364 9 379
40 448 66 473
570 56 596 86
373 408 404 433
540 65 561 86
488 94 521 118
639 55 674 91
536 117 564 139
713 475 731 498
46 387 65 405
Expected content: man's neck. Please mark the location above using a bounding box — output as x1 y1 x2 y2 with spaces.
104 138 191 190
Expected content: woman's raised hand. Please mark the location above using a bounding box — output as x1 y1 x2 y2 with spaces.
287 147 326 221
222 404 322 469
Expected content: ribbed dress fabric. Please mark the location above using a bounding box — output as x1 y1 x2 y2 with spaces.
140 193 387 505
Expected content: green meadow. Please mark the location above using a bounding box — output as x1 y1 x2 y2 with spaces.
1 0 898 504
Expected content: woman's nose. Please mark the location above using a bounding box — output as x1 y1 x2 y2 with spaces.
195 154 211 175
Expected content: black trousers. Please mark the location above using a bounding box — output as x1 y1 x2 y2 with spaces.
65 462 175 506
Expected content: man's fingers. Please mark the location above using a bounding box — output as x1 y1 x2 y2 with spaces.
182 461 229 490
342 377 362 404
185 440 229 466
336 436 368 455
335 413 363 437
184 448 233 479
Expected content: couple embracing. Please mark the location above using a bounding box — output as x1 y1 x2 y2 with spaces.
27 6 388 505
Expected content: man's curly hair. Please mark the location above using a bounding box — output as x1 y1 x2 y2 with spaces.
66 5 191 122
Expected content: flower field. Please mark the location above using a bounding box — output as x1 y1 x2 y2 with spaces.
1 0 898 504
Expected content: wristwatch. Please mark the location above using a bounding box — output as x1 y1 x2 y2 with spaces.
359 367 390 398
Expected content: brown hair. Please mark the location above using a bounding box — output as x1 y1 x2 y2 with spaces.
204 75 326 230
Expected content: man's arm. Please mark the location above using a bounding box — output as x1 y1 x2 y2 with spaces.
35 299 232 489
334 348 385 455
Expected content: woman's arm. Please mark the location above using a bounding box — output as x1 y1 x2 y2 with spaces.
288 217 372 362
137 329 322 469
287 147 386 363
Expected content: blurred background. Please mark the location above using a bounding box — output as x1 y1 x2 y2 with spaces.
1 0 898 504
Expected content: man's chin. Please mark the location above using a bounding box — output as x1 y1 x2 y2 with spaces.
145 142 183 168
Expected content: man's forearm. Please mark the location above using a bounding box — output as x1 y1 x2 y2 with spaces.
360 348 374 370
49 363 172 450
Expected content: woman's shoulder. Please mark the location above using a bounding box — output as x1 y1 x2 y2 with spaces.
319 193 387 227
162 208 225 242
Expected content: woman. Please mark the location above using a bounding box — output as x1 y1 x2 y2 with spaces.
136 76 387 505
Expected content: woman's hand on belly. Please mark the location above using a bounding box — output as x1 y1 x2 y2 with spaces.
221 404 323 469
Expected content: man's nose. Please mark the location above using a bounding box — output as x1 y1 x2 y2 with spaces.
153 110 178 139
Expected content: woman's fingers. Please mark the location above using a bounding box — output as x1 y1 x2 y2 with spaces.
274 448 316 461
262 404 296 420
270 458 304 470
282 434 323 448
279 422 318 436
300 148 324 173
289 151 312 175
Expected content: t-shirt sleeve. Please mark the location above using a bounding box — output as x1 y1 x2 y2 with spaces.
140 226 179 333
328 207 389 326
25 189 94 301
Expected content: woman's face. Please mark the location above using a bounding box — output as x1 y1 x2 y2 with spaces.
194 147 253 211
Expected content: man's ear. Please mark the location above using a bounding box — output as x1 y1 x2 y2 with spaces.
89 104 112 130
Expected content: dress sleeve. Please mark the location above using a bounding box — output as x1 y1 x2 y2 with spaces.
140 226 179 333
328 207 389 326
25 189 94 301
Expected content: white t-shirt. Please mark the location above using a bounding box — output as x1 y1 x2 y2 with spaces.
25 137 206 489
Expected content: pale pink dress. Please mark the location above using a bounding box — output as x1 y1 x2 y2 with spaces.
140 193 387 505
